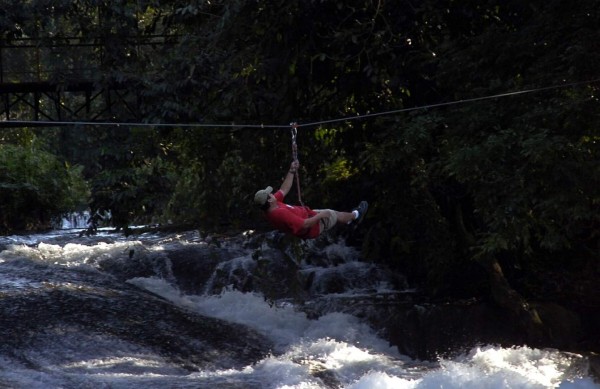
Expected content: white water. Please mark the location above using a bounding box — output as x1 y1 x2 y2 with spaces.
129 277 599 389
0 232 598 389
60 210 91 229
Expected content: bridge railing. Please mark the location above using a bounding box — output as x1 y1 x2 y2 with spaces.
0 35 176 84
0 37 102 84
0 35 177 126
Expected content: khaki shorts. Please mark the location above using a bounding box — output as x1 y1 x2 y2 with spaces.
315 209 337 233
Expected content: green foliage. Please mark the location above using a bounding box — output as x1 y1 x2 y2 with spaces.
357 114 459 285
0 143 89 232
165 162 204 224
90 156 176 229
427 0 600 263
87 126 177 229
1 0 598 305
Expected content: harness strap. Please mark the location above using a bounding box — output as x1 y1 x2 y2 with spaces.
290 122 304 207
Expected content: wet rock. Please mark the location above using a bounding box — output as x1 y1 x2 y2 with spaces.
381 300 526 359
165 244 246 294
590 354 600 383
0 260 271 371
335 296 590 361
532 302 582 350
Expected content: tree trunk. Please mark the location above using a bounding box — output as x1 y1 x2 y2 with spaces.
476 255 546 344
453 203 546 344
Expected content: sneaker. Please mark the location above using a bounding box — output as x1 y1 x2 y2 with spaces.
352 201 368 225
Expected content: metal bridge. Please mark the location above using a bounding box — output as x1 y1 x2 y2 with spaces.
0 35 173 127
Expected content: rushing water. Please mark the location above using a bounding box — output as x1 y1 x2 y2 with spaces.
0 228 597 389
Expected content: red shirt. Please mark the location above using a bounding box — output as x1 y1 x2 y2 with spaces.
265 190 320 238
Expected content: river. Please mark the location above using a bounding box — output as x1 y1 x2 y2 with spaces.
0 227 597 389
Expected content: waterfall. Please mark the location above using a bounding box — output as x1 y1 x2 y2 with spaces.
59 210 91 229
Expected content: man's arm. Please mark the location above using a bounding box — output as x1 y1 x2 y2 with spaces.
279 161 299 197
301 212 328 229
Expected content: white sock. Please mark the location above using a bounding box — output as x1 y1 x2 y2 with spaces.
352 210 359 220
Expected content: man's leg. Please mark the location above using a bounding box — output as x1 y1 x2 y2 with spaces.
317 201 368 231
335 211 355 224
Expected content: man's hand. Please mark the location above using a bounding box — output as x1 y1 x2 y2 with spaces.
302 212 326 229
289 160 299 173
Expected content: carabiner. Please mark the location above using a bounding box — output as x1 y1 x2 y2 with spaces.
290 122 298 142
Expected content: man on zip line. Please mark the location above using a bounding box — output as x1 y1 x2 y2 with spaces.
254 160 368 239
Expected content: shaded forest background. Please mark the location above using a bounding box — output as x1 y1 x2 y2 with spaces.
0 0 598 337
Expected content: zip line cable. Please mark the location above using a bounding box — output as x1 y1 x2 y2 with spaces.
299 78 600 128
2 78 598 129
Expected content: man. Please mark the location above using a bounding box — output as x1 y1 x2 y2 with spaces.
254 161 368 239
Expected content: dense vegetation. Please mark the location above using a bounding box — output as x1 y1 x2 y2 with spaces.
0 138 88 231
1 0 598 344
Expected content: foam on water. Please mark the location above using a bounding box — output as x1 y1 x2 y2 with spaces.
1 237 598 388
129 278 400 355
0 241 144 268
0 326 192 389
129 277 600 389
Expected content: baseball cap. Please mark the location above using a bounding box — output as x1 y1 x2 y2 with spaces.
254 186 273 205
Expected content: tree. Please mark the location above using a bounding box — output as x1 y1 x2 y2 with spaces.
0 143 88 232
391 0 599 340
